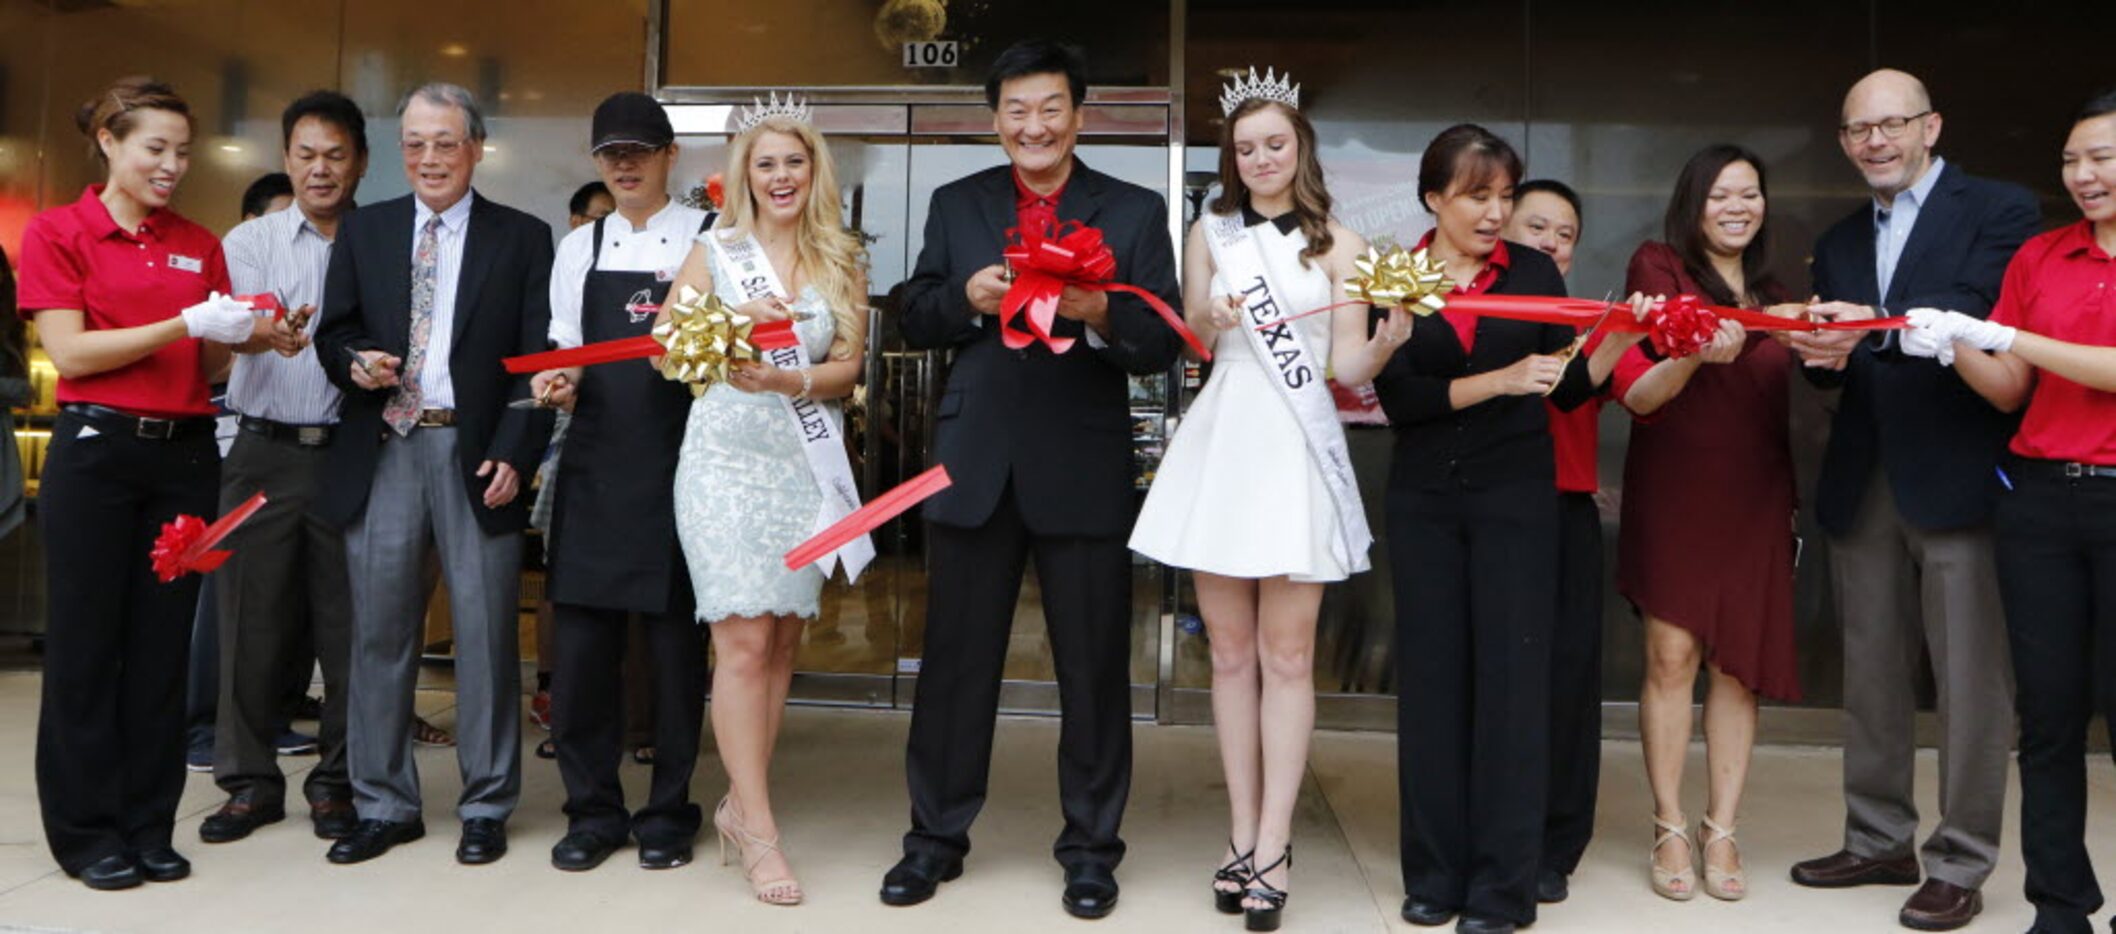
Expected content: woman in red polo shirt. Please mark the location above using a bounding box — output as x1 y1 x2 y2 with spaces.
15 76 259 892
1913 89 2116 934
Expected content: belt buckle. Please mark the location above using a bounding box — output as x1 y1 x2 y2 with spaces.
296 426 328 446
135 417 174 440
2065 462 2087 479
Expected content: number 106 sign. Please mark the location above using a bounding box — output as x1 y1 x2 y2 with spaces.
901 41 958 68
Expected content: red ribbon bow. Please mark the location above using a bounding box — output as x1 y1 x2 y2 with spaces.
150 491 268 583
999 222 1210 360
1648 295 1722 359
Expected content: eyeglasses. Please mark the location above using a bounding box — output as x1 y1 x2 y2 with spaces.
1840 111 1933 141
594 144 665 164
399 137 466 157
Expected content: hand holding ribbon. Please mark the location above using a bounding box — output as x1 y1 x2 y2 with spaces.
501 286 799 393
1000 221 1210 360
150 491 268 583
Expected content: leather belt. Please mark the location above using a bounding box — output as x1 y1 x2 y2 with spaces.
238 415 334 447
2010 457 2116 481
417 408 455 428
61 403 216 441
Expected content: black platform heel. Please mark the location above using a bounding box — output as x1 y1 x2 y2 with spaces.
1213 840 1254 914
1244 845 1291 932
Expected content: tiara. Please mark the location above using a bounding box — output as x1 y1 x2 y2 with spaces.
735 91 811 133
1219 66 1300 118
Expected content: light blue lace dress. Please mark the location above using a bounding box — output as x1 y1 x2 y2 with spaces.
673 235 843 623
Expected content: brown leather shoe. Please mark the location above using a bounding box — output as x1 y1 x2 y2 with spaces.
199 793 286 843
1900 879 1982 931
1788 849 1920 888
309 797 358 840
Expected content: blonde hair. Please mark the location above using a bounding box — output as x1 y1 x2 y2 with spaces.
718 117 866 360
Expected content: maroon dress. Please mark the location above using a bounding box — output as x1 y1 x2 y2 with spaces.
1613 240 1801 701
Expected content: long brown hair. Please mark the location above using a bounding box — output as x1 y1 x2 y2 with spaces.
75 76 192 166
1209 98 1333 266
1663 143 1779 307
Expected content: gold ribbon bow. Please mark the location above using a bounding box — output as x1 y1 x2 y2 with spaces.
1345 245 1450 315
652 285 760 395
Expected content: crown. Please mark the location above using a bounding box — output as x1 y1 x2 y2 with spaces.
1219 66 1300 118
735 91 811 133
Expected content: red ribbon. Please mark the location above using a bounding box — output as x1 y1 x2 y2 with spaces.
1001 222 1211 361
782 465 952 571
501 320 799 375
151 491 268 583
1648 295 1720 358
1260 293 1908 344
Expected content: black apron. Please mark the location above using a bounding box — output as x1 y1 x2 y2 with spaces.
546 214 709 613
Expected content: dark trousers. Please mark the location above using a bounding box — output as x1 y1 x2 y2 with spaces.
552 602 705 844
904 483 1134 870
1995 468 2116 934
1391 479 1557 926
35 411 217 874
213 431 352 808
1543 491 1603 877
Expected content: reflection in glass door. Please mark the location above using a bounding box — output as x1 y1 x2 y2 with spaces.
666 100 1178 715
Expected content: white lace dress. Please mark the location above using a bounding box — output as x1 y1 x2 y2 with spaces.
673 237 842 623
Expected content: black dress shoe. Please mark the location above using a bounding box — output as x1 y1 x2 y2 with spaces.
638 839 693 870
326 818 426 864
1535 868 1569 904
78 854 141 891
457 818 508 865
309 797 358 840
1455 915 1516 934
1062 863 1120 920
200 793 286 843
1401 898 1457 926
880 852 963 906
550 831 620 872
135 847 191 882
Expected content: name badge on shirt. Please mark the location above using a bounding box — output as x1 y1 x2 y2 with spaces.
168 253 204 274
656 267 676 283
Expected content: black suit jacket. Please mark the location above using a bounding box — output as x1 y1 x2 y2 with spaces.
1807 163 2039 534
899 160 1182 537
1373 243 1592 492
313 192 555 533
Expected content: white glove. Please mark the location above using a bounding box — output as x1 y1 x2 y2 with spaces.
1902 307 1957 365
1905 307 2018 361
1955 315 2018 353
180 291 258 344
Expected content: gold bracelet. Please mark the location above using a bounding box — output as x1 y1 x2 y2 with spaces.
796 368 813 400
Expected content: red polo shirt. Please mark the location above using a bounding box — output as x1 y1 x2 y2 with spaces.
1414 229 1507 353
1015 169 1064 234
1548 331 1609 493
1988 221 2116 464
15 185 228 417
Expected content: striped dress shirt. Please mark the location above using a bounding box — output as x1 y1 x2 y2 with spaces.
222 206 343 424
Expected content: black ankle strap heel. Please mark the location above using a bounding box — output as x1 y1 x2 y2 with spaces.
1213 839 1255 914
1244 845 1291 932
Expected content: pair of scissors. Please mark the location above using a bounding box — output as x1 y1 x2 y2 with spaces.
1543 291 1619 397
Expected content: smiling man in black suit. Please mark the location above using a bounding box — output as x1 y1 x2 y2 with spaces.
312 81 553 869
880 38 1182 920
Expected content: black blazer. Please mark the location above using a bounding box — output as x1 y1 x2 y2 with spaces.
899 160 1182 537
1806 162 2039 534
313 193 555 534
1372 243 1592 492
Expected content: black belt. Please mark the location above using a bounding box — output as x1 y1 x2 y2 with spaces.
238 415 334 447
2008 457 2116 481
61 403 216 441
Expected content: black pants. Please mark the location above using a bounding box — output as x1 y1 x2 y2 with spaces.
1996 466 2116 934
1391 479 1557 926
552 603 705 844
1543 492 1603 878
36 410 217 874
213 430 352 808
904 483 1133 870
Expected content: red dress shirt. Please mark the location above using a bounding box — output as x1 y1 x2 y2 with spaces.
15 185 229 417
1413 229 1507 354
1548 331 1608 493
1987 221 2116 464
1015 170 1065 234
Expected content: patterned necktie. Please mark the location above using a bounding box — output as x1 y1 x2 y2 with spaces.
384 214 444 435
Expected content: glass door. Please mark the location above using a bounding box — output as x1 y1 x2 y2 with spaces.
665 99 1178 715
